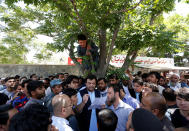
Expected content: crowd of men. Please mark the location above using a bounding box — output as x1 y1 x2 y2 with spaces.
0 71 189 131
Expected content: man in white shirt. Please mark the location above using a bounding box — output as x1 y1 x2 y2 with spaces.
51 94 73 131
168 73 181 92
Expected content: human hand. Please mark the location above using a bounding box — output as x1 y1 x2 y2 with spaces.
82 94 89 104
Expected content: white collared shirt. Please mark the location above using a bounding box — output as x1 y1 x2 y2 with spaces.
52 116 73 131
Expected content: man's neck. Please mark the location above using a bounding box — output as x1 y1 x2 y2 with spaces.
180 110 189 119
166 101 176 107
113 98 120 109
7 87 13 92
100 87 107 92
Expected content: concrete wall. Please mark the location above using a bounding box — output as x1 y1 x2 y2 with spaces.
0 64 81 78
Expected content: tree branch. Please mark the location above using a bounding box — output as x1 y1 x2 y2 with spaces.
111 0 144 14
104 27 120 70
69 0 87 34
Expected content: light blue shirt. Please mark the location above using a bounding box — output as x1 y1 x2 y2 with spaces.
108 100 134 131
122 84 131 96
77 91 98 131
122 94 140 109
135 92 140 102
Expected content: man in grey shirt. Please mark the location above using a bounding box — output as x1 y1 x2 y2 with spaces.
23 80 45 109
106 84 134 131
0 77 15 99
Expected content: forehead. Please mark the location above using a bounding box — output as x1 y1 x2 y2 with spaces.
86 79 96 83
171 75 179 79
108 87 114 92
98 79 105 83
7 79 14 82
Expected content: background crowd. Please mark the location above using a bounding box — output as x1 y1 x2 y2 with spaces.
0 71 189 131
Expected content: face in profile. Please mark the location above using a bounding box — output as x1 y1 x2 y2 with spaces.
106 87 116 106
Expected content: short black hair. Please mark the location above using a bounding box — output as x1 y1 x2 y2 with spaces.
97 109 118 131
63 88 78 98
108 84 121 94
0 93 9 105
142 73 149 79
44 78 50 82
177 87 189 101
86 74 97 83
4 77 15 83
149 71 161 81
108 74 118 80
30 74 37 79
27 81 44 96
97 78 107 83
9 104 51 131
65 75 79 85
56 73 64 78
77 34 87 40
14 75 20 79
162 88 176 102
13 84 22 91
133 78 143 86
21 79 31 88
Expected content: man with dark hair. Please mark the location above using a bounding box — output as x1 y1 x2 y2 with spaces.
140 92 174 131
148 71 164 93
0 104 18 131
63 88 79 131
77 34 99 70
97 78 108 98
8 104 54 131
97 109 118 131
162 88 177 108
76 74 100 131
44 79 63 113
126 108 164 131
108 74 119 85
14 75 20 85
23 81 45 109
66 75 79 90
64 73 69 81
141 73 149 82
44 78 51 96
106 84 133 131
159 76 169 88
30 74 38 81
56 73 64 81
0 77 15 99
171 87 189 128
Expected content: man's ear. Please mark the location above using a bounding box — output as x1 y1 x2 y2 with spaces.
31 91 36 97
152 108 159 116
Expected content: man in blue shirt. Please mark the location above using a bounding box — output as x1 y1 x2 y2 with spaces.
106 84 134 131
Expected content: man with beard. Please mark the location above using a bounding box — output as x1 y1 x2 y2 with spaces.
23 81 45 109
97 78 108 98
106 84 133 131
168 73 181 92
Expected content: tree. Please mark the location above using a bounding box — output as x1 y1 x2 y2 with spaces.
4 0 182 77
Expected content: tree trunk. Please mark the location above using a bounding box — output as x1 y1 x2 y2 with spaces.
96 28 107 77
121 50 138 71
